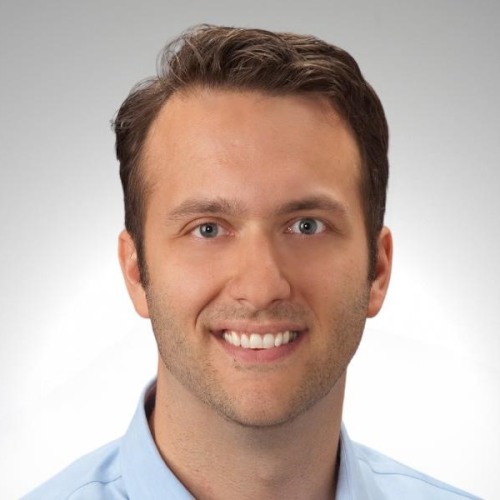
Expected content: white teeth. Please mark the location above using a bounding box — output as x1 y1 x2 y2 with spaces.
222 330 299 349
231 331 241 347
250 333 262 349
263 333 275 349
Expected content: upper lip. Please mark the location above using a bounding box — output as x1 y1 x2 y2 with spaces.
210 321 307 336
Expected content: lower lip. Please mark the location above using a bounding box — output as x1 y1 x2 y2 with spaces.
214 332 305 364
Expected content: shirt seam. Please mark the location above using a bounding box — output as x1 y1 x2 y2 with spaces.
66 474 123 499
357 457 477 499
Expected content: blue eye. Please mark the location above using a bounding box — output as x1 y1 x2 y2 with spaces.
289 218 325 235
193 222 222 238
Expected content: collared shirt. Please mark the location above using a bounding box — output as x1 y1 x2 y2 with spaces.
24 382 480 500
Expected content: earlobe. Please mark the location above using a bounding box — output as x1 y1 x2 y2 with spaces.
118 230 150 318
367 226 393 318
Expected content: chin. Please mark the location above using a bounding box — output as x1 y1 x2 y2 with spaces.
222 409 300 429
213 391 320 429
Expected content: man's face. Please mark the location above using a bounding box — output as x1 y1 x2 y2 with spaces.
121 89 391 427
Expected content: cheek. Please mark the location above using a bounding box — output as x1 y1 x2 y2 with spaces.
147 245 228 316
289 245 370 320
288 242 368 289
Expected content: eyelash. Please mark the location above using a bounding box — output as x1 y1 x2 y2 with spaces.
286 218 326 235
190 217 327 239
191 221 229 239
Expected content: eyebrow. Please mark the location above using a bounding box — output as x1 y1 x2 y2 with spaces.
166 194 347 221
167 197 245 220
273 195 347 217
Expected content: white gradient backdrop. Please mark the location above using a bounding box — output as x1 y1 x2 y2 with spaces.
1 1 499 498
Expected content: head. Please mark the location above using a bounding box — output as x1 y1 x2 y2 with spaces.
115 26 392 428
114 25 389 285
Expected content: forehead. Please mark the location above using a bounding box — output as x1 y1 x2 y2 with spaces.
142 88 362 214
146 88 355 152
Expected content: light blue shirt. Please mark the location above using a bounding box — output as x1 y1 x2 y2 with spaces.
25 382 480 499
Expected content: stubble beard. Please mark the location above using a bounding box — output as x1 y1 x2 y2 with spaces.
146 286 370 429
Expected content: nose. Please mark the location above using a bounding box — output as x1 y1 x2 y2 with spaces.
226 231 292 310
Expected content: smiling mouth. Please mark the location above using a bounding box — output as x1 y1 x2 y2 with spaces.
222 330 300 350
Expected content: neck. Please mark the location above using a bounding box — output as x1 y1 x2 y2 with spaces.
150 361 345 500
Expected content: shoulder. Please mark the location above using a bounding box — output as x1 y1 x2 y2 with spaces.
352 441 480 499
23 439 127 500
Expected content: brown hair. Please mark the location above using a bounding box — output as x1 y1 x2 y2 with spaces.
113 25 389 283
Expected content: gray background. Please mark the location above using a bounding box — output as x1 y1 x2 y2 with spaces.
1 1 499 498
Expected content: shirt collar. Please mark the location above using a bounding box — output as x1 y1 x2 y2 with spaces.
336 424 384 500
120 380 377 499
120 381 194 499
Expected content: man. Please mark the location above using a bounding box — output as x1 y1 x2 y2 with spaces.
26 25 478 499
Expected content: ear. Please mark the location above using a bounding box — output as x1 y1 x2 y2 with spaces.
118 230 150 318
367 226 393 318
